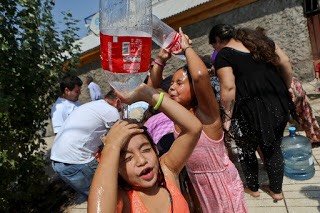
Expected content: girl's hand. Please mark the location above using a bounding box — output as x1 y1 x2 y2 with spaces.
114 84 147 105
156 48 171 63
173 27 192 55
101 120 144 149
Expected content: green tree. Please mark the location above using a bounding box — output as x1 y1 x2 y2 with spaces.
0 0 81 211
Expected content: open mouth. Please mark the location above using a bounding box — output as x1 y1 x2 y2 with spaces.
139 167 154 181
139 167 152 176
170 94 177 99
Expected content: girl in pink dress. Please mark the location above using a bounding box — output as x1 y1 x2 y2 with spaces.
88 84 202 213
148 28 248 213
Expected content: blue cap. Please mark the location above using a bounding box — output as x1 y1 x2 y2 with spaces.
288 126 296 131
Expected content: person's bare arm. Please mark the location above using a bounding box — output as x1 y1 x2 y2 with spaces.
275 44 292 89
121 84 202 175
217 67 236 130
147 49 171 89
178 28 222 139
88 121 143 213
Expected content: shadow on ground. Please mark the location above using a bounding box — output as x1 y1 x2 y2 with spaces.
300 185 320 212
307 93 320 100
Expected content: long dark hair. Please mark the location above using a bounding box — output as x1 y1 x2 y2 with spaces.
235 27 280 65
118 126 167 191
209 24 280 65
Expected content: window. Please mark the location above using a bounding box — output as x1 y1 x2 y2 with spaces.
304 0 320 17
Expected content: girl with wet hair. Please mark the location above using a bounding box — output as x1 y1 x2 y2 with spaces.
88 84 202 213
209 24 293 201
148 28 248 213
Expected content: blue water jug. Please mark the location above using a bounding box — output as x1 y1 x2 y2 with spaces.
281 126 315 180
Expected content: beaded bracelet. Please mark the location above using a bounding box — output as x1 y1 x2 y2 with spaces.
153 59 166 67
154 92 164 110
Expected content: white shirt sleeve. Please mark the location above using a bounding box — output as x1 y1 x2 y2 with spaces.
88 82 102 101
51 98 79 134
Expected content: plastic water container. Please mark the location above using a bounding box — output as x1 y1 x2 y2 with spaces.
281 126 315 180
152 14 186 60
99 0 152 94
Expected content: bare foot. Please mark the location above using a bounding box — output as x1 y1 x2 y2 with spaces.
261 185 283 201
244 186 260 197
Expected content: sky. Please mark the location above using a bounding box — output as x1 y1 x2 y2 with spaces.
52 0 100 38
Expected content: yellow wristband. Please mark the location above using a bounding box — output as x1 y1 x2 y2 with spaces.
153 92 164 110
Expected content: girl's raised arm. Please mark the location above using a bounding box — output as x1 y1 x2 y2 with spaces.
179 28 222 138
88 121 143 213
147 49 171 89
119 84 202 174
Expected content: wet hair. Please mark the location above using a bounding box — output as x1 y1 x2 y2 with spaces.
174 65 198 108
59 74 83 94
177 64 192 84
208 24 236 44
235 27 280 65
118 125 166 191
160 75 173 93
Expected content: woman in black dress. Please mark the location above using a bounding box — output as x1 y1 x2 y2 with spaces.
209 24 293 201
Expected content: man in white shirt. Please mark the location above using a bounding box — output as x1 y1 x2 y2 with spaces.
86 75 102 101
51 90 121 198
51 75 83 134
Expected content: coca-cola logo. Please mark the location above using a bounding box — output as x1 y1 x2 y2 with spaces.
166 33 182 53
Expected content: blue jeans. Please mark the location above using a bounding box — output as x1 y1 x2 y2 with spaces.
52 158 98 197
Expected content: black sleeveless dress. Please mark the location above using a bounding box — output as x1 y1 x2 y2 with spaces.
214 47 292 148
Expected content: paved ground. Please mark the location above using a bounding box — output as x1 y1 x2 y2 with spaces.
45 79 320 213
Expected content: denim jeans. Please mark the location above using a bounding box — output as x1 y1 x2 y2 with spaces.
52 158 99 197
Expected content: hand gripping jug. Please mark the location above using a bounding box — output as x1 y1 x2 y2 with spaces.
99 0 152 94
281 126 315 180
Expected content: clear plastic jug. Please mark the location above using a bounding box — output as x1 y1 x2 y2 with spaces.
281 126 315 180
152 14 186 60
99 0 152 94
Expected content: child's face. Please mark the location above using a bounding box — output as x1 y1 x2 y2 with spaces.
169 69 194 108
119 134 159 189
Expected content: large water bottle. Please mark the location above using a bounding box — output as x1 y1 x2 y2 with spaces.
152 14 186 60
99 0 152 94
281 126 315 180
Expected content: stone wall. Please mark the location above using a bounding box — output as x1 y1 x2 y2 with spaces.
180 0 314 81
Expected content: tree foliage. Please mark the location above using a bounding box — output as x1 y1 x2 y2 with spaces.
0 0 81 211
